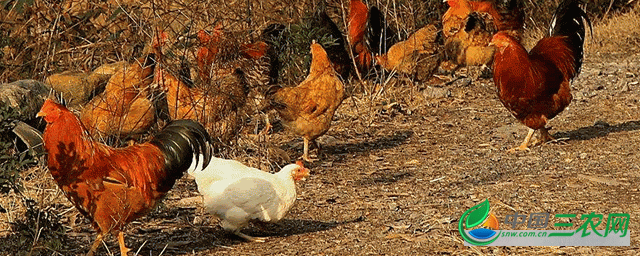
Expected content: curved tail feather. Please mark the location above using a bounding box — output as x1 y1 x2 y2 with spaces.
549 0 592 74
150 119 212 189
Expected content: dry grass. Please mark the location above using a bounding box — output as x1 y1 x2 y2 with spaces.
1 0 640 255
586 2 640 54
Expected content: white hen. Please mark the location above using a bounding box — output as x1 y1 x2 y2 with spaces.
188 156 309 242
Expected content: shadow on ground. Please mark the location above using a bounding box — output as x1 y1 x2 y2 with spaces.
555 120 640 141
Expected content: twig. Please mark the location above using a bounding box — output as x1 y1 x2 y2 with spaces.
603 0 616 20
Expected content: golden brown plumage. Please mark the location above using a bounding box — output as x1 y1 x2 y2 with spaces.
443 0 524 67
79 55 156 139
265 42 344 162
375 24 443 81
491 0 589 152
38 99 211 256
155 67 249 146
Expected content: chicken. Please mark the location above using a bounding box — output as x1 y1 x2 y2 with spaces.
265 42 344 162
490 0 590 152
348 0 373 74
375 24 443 81
442 0 524 67
443 0 522 38
79 54 156 140
348 0 397 75
37 99 212 256
196 25 224 83
196 25 280 90
155 66 249 147
188 157 309 242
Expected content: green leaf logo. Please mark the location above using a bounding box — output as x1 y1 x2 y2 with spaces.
466 199 490 228
459 199 500 246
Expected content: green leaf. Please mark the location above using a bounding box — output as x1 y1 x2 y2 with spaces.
465 199 490 228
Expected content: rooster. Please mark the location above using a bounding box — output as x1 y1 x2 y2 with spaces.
348 0 373 74
311 7 351 79
366 6 397 56
196 26 224 83
37 99 212 256
188 157 309 242
490 0 590 152
264 42 344 162
348 0 397 75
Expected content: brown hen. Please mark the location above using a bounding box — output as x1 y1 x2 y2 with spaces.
79 54 156 140
155 66 249 147
265 42 344 162
442 0 523 67
375 24 443 81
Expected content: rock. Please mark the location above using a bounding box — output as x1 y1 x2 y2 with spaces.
0 80 49 121
422 86 451 99
453 77 472 87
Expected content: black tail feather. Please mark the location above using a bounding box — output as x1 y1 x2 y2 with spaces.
262 23 287 84
365 6 397 55
311 8 351 78
150 119 212 189
549 0 591 73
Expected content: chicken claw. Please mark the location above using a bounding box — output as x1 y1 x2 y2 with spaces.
508 128 535 153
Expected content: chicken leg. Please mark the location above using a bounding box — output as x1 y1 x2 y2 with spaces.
87 233 104 256
508 128 535 153
302 138 318 162
533 127 555 145
118 231 131 256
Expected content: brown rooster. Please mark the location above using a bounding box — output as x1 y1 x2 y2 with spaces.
265 42 344 162
37 99 212 256
79 54 156 139
348 0 397 76
348 0 373 74
491 0 590 152
375 24 443 81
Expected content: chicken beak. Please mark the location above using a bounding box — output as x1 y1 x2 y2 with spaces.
36 111 45 118
296 167 310 181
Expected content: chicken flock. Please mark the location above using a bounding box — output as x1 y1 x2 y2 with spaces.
8 0 594 254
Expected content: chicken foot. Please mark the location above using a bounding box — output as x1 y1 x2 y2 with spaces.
118 231 131 256
86 233 105 256
531 127 554 146
508 128 535 153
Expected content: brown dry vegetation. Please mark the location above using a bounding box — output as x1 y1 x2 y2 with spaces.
1 0 640 255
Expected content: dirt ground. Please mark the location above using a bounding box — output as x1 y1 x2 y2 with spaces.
1 50 638 255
